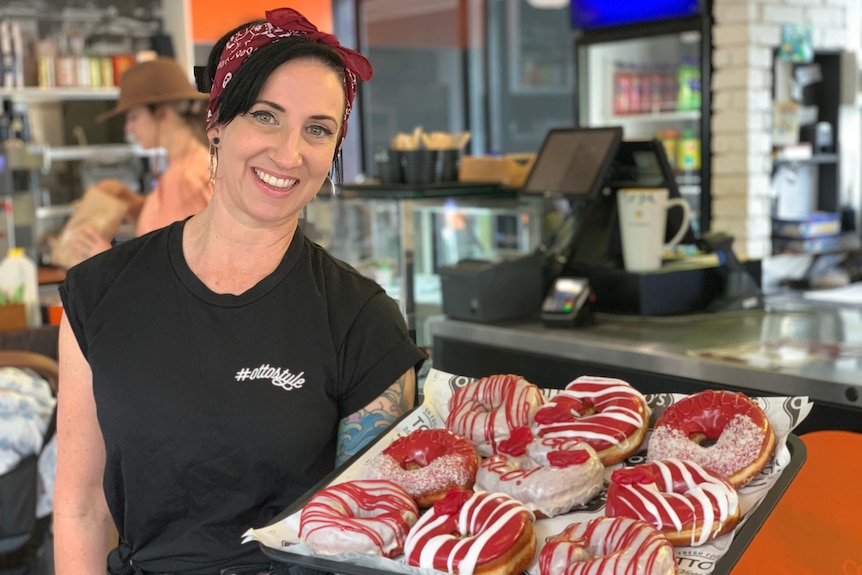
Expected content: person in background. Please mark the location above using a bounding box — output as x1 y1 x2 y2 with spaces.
54 7 424 575
65 57 213 263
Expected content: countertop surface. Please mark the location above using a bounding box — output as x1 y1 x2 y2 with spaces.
429 300 862 410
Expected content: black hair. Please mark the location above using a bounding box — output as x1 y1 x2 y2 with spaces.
204 20 347 181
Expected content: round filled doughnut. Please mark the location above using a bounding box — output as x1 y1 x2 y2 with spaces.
298 479 419 557
446 373 545 457
647 389 776 488
368 428 480 508
532 375 649 466
604 459 739 547
404 489 536 575
539 516 678 575
475 427 603 518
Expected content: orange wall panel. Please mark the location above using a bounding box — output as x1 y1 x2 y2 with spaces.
191 1 333 43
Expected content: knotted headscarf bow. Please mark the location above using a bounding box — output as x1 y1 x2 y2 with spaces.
206 7 373 144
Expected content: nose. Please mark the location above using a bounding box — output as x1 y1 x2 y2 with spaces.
269 126 304 169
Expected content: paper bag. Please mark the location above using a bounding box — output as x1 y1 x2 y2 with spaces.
50 186 129 269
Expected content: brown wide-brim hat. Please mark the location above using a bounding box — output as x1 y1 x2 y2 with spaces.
97 57 209 122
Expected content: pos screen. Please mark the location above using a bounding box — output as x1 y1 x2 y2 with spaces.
521 127 623 198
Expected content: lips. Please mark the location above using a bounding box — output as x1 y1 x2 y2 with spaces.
254 168 297 189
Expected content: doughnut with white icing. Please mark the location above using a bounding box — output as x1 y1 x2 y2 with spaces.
298 479 419 557
446 374 545 457
475 427 603 518
539 516 678 575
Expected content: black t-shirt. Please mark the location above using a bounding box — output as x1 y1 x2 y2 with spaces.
60 221 425 574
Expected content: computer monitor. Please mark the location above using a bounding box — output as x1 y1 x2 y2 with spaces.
521 127 623 198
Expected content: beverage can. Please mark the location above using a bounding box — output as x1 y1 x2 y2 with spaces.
613 61 630 115
677 129 701 172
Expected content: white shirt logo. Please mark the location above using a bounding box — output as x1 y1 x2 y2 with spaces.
235 364 305 391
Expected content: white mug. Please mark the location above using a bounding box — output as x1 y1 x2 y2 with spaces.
616 188 692 273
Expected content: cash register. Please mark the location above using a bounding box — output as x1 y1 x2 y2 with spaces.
439 126 756 323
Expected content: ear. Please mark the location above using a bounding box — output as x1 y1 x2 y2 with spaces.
206 126 221 147
153 104 172 121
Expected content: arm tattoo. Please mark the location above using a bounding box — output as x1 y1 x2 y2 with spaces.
336 369 415 466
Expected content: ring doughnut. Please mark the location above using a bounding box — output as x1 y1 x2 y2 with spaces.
369 428 480 508
647 389 775 488
475 427 603 518
298 479 419 557
446 374 545 457
538 516 677 575
605 459 740 547
404 489 536 575
533 376 649 466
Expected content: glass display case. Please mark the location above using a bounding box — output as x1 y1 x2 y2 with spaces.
302 184 545 346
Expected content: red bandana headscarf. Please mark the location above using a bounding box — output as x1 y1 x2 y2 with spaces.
206 7 373 145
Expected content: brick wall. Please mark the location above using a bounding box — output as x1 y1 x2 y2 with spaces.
711 0 853 259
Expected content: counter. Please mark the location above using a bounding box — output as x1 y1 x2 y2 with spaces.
429 302 862 434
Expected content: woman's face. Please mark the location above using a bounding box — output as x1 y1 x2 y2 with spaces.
210 58 344 227
124 106 159 149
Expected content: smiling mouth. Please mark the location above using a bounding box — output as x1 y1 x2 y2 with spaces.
254 168 297 189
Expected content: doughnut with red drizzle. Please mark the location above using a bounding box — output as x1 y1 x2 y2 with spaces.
298 479 419 557
533 376 649 466
539 517 678 575
446 374 545 457
475 427 603 518
369 428 480 508
648 389 776 488
605 459 740 547
403 489 536 575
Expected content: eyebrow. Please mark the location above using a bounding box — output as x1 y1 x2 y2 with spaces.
256 100 339 126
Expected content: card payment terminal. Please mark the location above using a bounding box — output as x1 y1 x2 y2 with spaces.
540 277 594 327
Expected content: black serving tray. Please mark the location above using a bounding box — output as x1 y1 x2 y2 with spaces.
260 434 807 575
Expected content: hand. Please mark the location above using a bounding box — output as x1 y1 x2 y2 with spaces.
90 179 145 222
91 179 136 202
67 224 112 261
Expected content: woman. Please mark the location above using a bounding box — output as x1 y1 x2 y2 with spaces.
54 8 425 575
64 57 213 265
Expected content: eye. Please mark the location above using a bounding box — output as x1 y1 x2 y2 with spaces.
307 124 334 138
250 110 276 124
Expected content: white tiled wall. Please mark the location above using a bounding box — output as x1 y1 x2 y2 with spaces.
711 0 860 259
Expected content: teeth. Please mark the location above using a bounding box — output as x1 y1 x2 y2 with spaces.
254 168 295 189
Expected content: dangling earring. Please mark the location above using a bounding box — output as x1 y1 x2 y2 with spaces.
325 175 336 197
208 138 219 182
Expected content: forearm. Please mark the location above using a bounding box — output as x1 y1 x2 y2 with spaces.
55 317 116 574
336 369 415 465
53 498 115 575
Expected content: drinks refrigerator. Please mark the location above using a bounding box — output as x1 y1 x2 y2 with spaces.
572 2 713 236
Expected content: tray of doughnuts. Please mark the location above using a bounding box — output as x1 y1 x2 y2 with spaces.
245 369 812 575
